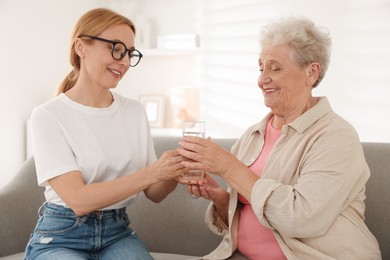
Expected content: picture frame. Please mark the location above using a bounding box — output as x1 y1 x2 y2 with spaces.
139 95 166 128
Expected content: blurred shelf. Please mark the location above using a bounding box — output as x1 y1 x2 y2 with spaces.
141 48 200 57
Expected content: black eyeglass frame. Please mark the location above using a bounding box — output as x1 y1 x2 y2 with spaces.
79 35 143 67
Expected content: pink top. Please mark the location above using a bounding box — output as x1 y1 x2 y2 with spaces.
237 118 286 259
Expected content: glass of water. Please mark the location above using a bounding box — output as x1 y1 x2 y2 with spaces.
182 121 206 180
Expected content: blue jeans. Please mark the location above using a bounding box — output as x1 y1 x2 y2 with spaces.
24 202 153 260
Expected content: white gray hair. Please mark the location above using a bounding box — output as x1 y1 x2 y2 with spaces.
260 16 332 87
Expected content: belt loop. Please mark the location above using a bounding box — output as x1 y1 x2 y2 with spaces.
115 209 121 221
78 215 89 223
98 211 104 220
38 202 47 216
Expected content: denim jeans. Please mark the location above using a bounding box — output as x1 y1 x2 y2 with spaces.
24 202 153 260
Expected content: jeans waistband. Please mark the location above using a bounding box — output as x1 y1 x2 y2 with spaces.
39 202 127 221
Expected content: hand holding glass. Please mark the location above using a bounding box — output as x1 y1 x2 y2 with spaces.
182 121 206 180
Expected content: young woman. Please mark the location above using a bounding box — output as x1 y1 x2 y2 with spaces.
24 8 186 259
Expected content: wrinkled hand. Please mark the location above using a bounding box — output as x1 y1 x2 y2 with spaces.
150 150 188 181
183 173 228 203
177 136 237 178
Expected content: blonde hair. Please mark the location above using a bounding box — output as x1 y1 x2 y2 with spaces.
57 8 136 95
260 16 332 88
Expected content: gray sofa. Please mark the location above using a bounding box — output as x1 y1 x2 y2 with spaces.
0 136 388 259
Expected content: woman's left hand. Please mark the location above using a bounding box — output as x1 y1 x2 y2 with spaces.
150 150 188 181
177 136 237 178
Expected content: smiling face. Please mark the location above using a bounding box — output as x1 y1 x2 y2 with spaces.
76 24 135 90
258 44 319 123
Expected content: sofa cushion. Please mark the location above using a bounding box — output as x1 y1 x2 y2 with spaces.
151 253 198 259
0 252 24 260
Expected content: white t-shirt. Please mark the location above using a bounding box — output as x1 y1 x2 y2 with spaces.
30 92 157 209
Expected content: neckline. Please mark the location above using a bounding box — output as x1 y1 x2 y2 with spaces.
59 92 119 115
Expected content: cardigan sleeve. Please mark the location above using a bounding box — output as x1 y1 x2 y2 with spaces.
205 202 229 236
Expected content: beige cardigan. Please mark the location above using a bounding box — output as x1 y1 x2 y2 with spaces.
203 97 381 260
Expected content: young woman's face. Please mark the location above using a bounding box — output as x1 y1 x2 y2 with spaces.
81 24 135 90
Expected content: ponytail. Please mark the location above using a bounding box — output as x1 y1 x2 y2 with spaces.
56 69 79 95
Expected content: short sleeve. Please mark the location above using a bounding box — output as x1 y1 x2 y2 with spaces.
31 107 79 186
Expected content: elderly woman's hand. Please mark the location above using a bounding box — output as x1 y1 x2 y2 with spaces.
183 173 230 224
177 136 238 178
181 173 227 202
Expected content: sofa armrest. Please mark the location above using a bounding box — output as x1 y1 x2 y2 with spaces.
0 157 45 257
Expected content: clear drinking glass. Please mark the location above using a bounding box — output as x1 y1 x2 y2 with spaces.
182 121 206 180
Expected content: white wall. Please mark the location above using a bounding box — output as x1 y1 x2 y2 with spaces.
0 0 104 189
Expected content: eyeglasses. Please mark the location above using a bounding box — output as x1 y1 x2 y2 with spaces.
80 35 143 67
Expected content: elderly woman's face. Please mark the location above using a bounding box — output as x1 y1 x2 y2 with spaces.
258 44 313 116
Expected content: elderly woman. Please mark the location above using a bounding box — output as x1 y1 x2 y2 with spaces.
178 16 381 259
